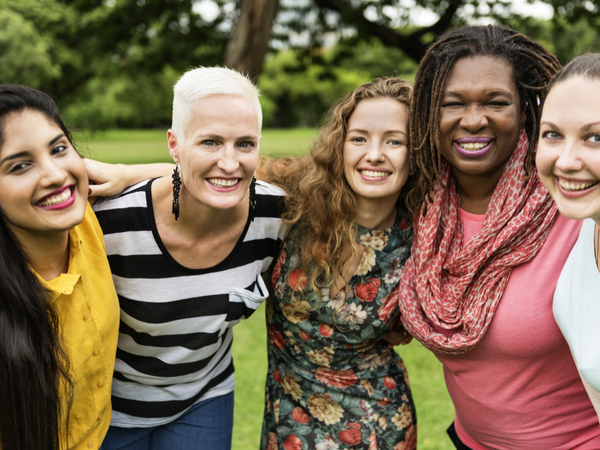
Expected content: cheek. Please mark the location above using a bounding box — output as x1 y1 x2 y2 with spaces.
583 153 600 176
242 152 259 176
535 144 556 174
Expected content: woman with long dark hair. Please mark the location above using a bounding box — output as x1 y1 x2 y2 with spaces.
0 84 119 450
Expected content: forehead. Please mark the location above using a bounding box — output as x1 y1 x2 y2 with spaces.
444 55 517 95
186 94 260 137
543 76 600 121
349 97 409 129
1 110 61 155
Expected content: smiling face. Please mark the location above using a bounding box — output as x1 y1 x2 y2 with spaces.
168 94 261 212
439 56 525 183
0 109 88 241
537 76 600 224
343 97 410 210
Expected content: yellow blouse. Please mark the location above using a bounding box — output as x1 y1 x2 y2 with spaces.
35 204 119 450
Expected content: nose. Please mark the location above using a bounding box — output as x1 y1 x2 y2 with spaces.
216 143 239 173
555 139 585 172
365 140 385 163
460 105 488 132
39 157 67 187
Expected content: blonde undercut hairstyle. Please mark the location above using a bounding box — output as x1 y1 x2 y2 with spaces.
171 66 262 139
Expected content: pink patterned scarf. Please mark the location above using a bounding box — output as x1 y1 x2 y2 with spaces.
398 129 557 354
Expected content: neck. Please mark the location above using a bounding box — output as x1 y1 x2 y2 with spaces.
13 229 70 281
156 177 249 238
453 168 505 215
354 197 397 230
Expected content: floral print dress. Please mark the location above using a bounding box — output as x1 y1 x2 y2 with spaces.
261 209 417 450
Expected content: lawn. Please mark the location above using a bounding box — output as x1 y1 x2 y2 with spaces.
77 128 317 163
83 128 455 449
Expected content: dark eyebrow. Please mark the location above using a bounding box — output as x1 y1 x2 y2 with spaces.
582 121 600 131
0 151 30 166
0 133 66 167
49 133 65 146
541 121 600 131
348 129 407 136
444 90 513 98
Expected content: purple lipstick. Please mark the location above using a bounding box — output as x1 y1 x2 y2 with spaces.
454 137 493 158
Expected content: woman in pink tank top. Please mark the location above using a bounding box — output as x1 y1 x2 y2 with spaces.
397 25 600 449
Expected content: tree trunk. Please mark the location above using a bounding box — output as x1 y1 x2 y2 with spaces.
224 0 280 80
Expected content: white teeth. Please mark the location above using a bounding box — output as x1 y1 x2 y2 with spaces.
37 188 72 207
360 170 389 178
459 142 488 151
559 180 597 191
207 178 239 187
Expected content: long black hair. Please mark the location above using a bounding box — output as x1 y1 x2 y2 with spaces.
0 85 73 450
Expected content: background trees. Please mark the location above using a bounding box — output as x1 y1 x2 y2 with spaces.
2 0 600 129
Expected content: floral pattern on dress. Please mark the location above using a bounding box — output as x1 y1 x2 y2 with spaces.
261 209 416 450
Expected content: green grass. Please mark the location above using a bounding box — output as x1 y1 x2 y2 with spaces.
84 128 455 449
75 127 317 163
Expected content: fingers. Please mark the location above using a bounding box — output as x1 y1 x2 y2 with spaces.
89 182 117 198
384 331 405 346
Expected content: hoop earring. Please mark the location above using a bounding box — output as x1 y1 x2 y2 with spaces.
172 163 182 220
249 177 257 222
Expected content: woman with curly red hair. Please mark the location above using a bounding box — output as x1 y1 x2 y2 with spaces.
261 77 417 450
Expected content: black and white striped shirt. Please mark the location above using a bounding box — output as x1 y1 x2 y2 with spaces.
93 179 285 427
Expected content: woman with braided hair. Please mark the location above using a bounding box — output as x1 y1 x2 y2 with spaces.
398 25 600 448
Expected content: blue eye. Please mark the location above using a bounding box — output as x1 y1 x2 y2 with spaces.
542 130 561 140
587 134 600 144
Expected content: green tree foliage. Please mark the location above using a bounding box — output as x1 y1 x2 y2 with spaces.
259 39 418 127
0 9 61 88
3 0 600 129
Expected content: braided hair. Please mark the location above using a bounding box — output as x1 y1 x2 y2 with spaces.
408 25 561 216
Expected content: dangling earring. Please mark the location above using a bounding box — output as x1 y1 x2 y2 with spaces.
172 163 182 220
249 177 257 222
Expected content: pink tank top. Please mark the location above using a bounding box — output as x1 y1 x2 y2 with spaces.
435 211 600 449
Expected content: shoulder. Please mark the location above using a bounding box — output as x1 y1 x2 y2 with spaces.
255 179 286 198
255 180 286 218
92 179 152 213
72 203 107 251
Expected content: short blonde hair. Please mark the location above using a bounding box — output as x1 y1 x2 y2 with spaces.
171 66 262 139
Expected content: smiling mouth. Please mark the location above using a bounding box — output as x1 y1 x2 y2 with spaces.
360 170 389 178
37 187 74 207
558 180 598 191
207 178 240 188
458 142 488 151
